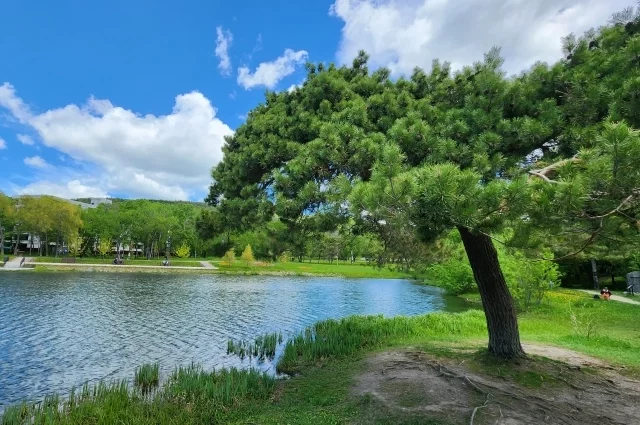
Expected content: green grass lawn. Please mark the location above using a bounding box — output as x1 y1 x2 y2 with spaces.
4 288 638 424
32 257 203 267
212 260 412 279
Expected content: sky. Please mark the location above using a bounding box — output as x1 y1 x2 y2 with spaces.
0 0 633 202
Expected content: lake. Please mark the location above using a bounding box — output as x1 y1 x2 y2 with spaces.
0 272 453 410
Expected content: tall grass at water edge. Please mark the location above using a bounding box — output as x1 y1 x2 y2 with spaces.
2 311 486 424
5 289 639 423
277 310 487 374
134 363 159 392
1 366 274 425
227 332 284 360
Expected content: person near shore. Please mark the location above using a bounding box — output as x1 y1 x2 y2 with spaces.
600 287 612 300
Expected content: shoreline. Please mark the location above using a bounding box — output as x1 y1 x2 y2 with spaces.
2 289 638 424
2 259 416 279
26 262 409 279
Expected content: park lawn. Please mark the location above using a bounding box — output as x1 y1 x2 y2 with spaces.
4 288 639 425
211 260 412 279
32 257 203 267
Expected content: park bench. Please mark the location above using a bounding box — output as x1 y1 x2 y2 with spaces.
61 257 76 264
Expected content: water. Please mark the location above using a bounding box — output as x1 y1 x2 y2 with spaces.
0 272 451 410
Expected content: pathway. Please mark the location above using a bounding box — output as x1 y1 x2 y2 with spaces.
2 257 26 269
200 261 218 269
32 262 217 271
578 289 640 305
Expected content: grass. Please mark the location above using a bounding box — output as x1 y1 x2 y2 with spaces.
227 332 283 361
134 363 159 392
3 288 639 424
31 256 416 278
212 259 412 278
33 257 203 267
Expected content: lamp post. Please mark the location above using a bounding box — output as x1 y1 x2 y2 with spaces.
166 230 171 265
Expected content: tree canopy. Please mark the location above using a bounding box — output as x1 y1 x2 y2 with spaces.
207 8 640 358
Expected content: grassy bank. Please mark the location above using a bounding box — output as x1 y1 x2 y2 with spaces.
29 258 412 279
211 260 411 279
32 257 204 267
3 289 638 424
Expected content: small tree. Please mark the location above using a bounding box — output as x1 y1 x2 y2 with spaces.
222 248 236 266
68 233 81 257
241 244 255 266
175 242 191 259
278 250 292 263
98 237 111 258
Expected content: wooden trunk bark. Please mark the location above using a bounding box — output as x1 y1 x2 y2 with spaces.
457 226 524 358
590 259 599 290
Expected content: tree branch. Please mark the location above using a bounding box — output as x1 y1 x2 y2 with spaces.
583 193 637 220
528 157 580 183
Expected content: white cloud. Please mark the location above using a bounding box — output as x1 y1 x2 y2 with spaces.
0 83 31 122
23 155 50 169
0 83 234 201
0 137 6 150
237 49 308 89
215 26 234 76
17 134 35 145
329 0 631 76
18 179 108 199
287 83 303 93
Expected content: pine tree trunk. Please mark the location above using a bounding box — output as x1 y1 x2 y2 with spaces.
590 259 599 290
457 226 524 358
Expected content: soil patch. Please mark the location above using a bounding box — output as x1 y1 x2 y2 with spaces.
352 347 640 425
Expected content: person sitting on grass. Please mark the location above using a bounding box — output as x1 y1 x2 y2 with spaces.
600 287 612 300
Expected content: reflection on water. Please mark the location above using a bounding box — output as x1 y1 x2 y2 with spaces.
0 272 449 409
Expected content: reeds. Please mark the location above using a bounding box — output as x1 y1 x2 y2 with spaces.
134 363 160 392
1 365 275 424
227 332 284 361
277 311 486 374
164 364 275 406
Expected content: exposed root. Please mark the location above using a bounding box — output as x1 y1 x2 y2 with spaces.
353 349 640 425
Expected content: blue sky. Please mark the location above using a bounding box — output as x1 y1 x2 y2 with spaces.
0 0 631 201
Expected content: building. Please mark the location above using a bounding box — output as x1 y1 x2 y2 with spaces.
18 195 112 210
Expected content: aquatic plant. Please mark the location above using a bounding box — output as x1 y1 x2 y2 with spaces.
164 364 275 406
277 311 486 374
227 331 284 361
134 363 160 392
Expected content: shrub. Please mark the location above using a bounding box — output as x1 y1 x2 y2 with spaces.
241 244 255 266
175 242 191 259
278 250 292 263
221 249 236 266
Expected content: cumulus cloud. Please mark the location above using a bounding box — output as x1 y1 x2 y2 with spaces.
329 0 631 76
0 137 6 150
23 155 50 169
18 179 108 199
237 49 308 89
17 134 35 145
0 82 234 201
215 26 234 76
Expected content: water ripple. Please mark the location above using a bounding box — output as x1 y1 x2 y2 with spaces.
0 272 446 410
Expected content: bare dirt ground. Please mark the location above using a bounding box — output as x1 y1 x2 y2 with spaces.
352 346 640 425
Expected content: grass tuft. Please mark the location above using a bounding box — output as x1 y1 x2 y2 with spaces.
134 363 159 392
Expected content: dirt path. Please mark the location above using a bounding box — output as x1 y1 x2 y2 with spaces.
353 347 640 425
578 289 640 305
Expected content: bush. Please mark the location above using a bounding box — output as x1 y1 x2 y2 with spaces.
426 231 561 309
278 250 292 263
175 242 191 259
501 248 561 311
241 244 255 266
221 249 236 265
